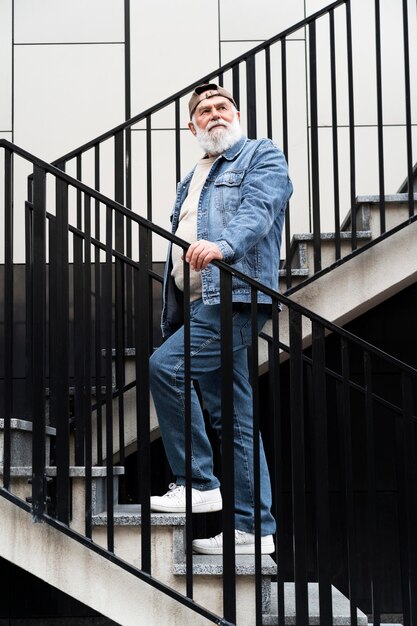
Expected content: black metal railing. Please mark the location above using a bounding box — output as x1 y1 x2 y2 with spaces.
2 139 417 625
34 0 417 296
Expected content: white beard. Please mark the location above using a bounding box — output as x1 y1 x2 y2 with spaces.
194 113 242 155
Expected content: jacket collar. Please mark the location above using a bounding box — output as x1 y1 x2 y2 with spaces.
221 135 247 161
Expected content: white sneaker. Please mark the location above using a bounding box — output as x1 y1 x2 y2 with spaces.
192 529 275 555
150 483 222 513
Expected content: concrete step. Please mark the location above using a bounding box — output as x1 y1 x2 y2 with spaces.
342 193 417 235
280 195 417 292
92 504 276 624
263 582 368 625
0 418 55 467
279 231 372 291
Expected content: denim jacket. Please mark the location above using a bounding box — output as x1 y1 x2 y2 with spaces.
161 135 293 338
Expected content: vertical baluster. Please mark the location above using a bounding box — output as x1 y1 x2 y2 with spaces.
338 338 358 626
175 100 181 184
396 373 417 625
84 194 93 539
94 145 103 465
374 0 386 233
232 64 240 111
146 116 154 352
312 322 332 625
270 304 285 626
55 176 70 524
124 0 132 348
346 0 357 249
265 46 273 140
246 55 257 139
401 0 414 217
329 10 341 259
309 21 322 273
183 253 193 599
31 165 47 521
125 134 133 348
289 308 308 624
104 205 114 552
74 157 85 464
136 223 152 574
114 132 126 495
3 148 13 489
25 196 33 431
281 38 292 291
220 271 236 624
250 287 262 625
364 351 380 626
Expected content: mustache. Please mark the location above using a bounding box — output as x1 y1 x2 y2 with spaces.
206 119 229 131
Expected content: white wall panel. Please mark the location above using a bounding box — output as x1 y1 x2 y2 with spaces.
14 44 124 162
130 0 219 125
308 0 417 127
219 0 304 42
14 0 124 43
0 0 12 130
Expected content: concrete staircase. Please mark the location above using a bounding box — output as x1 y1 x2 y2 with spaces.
1 195 416 625
0 418 369 625
278 194 417 293
265 195 417 369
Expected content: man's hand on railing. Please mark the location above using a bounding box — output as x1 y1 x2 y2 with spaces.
185 240 224 271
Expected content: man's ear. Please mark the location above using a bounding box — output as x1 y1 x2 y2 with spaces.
188 121 197 136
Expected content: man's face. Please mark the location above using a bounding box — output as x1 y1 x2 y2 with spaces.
190 95 239 133
188 94 242 156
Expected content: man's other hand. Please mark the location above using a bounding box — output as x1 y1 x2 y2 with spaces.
186 240 224 271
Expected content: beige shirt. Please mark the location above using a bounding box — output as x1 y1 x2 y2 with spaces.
171 156 216 300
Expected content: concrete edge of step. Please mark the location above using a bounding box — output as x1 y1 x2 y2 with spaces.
173 553 277 576
262 582 369 626
92 504 186 527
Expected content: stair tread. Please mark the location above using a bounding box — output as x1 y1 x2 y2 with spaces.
0 418 56 435
262 582 368 625
92 504 186 526
174 553 276 576
45 466 125 478
356 192 417 203
0 466 125 477
291 230 371 242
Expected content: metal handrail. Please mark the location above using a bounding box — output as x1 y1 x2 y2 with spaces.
2 138 417 625
3 136 417 375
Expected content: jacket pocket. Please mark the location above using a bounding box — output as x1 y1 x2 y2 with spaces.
214 169 246 217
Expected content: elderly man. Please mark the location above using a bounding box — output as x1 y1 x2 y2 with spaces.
149 84 292 555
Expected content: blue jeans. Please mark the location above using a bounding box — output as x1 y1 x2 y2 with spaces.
149 299 276 536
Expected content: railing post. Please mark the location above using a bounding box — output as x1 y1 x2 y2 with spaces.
31 165 47 521
401 0 414 217
246 55 257 139
136 223 152 575
114 131 126 493
104 205 115 552
374 0 386 233
345 0 357 249
309 20 321 273
329 9 341 259
312 322 332 625
220 270 236 624
3 148 13 490
338 338 358 626
54 176 70 524
289 308 309 624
